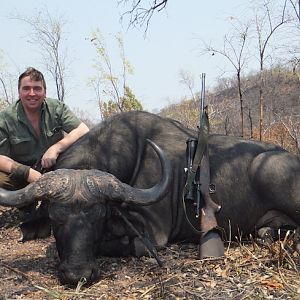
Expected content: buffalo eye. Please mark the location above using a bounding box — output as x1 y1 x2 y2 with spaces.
84 204 107 223
48 205 68 225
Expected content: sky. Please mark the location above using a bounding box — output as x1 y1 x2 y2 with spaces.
0 1 253 121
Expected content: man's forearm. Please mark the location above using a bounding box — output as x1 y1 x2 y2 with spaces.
41 122 89 169
0 155 41 183
0 155 15 174
53 122 89 154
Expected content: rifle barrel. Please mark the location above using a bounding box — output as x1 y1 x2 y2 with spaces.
200 73 206 118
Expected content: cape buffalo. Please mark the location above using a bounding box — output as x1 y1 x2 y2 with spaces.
0 111 299 286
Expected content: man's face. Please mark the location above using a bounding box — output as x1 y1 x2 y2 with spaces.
18 75 46 111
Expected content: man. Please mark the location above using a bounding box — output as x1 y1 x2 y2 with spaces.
0 67 90 240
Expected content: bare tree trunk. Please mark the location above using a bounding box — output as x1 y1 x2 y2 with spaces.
202 22 249 138
248 107 254 139
0 77 9 104
259 72 264 141
224 116 230 135
237 72 244 137
254 0 288 141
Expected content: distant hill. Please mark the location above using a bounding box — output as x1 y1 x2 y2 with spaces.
159 67 300 154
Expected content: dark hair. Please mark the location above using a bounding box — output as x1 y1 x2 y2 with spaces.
18 67 46 90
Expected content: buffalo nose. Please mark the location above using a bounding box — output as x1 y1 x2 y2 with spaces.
59 264 100 286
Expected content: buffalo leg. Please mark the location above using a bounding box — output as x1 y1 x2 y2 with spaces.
294 227 300 254
19 201 51 241
20 217 51 241
255 210 298 248
98 235 156 258
98 236 132 256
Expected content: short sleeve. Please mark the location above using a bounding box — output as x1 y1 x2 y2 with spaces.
0 116 10 156
55 101 82 133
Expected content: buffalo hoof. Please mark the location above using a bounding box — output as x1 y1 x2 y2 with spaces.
199 230 224 259
19 217 51 242
132 237 149 257
293 228 300 254
132 237 163 267
256 227 276 246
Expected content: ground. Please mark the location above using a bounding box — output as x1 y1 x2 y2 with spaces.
0 207 299 300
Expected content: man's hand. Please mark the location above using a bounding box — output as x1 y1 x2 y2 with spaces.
27 168 42 183
41 122 89 169
41 144 61 169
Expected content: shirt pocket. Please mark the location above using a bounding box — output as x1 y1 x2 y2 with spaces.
9 136 34 158
46 126 64 146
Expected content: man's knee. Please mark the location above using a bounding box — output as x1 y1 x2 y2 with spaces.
0 171 27 190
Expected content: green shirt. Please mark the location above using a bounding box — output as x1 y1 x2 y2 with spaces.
0 98 81 166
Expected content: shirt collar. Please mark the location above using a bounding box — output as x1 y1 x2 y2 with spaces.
16 99 46 123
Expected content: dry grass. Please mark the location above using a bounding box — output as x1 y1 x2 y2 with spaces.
0 207 299 300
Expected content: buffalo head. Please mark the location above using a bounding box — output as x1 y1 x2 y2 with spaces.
0 139 171 285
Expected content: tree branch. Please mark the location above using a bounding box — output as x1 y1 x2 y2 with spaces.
119 0 168 31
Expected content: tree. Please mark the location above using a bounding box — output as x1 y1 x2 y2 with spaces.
253 0 290 140
280 115 300 154
159 98 199 129
179 70 197 102
0 74 10 106
288 0 300 22
101 86 142 119
0 49 15 107
71 107 96 129
285 0 300 80
202 19 251 137
88 29 143 119
118 0 168 30
12 10 69 102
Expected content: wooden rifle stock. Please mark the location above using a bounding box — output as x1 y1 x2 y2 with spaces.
199 147 221 233
198 145 224 259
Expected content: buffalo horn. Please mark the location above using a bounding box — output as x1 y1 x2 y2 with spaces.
0 186 39 208
0 178 47 208
96 139 171 206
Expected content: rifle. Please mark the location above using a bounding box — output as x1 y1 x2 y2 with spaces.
184 73 224 258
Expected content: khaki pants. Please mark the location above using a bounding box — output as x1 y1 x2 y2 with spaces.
0 171 27 190
0 171 35 217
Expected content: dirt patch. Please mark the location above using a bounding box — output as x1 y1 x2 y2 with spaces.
0 207 299 299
